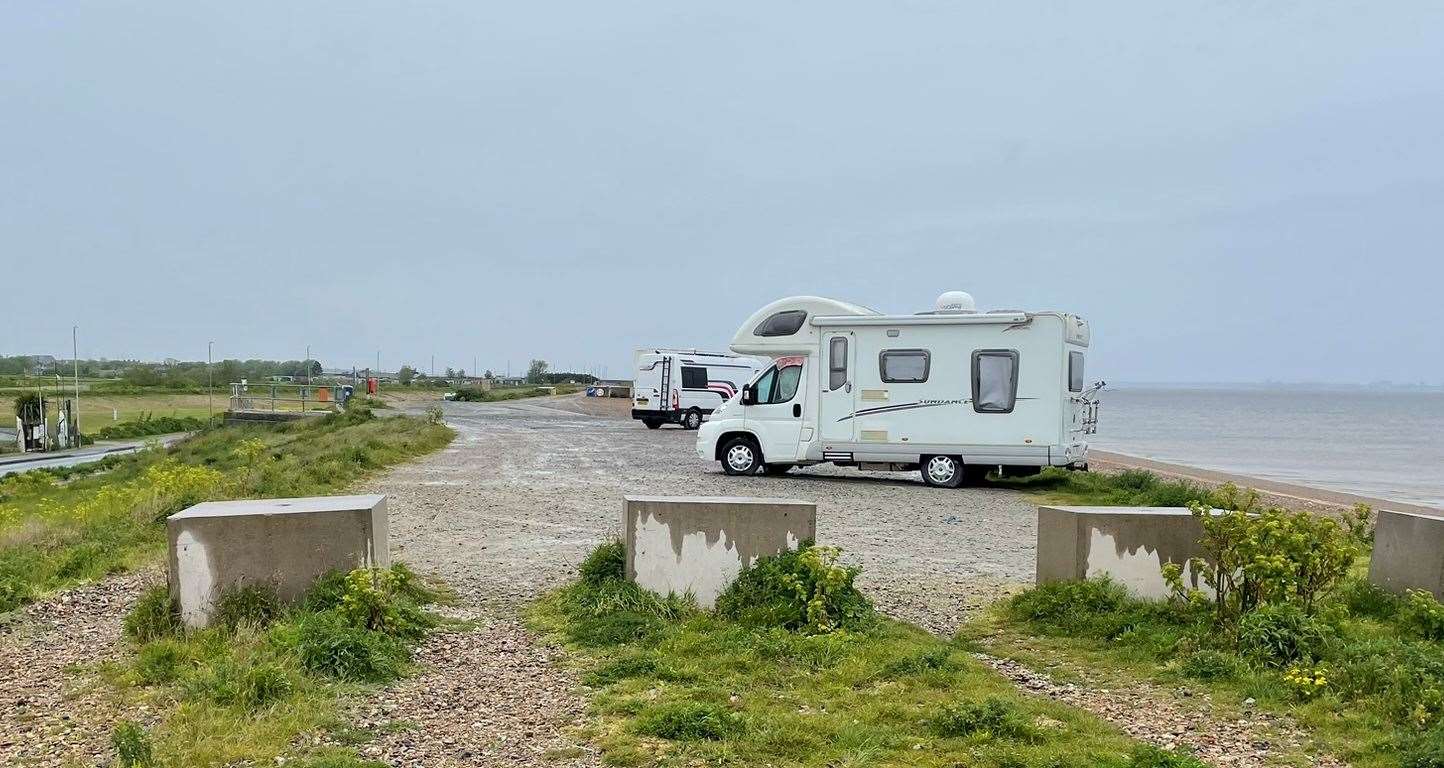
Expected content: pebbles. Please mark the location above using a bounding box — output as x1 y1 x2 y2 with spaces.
0 570 156 767
976 654 1345 767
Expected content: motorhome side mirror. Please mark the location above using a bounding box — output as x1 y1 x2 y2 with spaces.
741 386 756 405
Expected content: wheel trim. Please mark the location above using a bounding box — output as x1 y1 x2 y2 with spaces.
726 445 754 471
926 456 957 484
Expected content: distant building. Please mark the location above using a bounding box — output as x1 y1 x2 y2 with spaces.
495 376 526 387
28 355 57 375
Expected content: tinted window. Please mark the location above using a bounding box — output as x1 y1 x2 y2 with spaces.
773 364 802 402
681 366 707 389
879 349 929 383
828 337 848 391
754 310 807 337
973 350 1020 413
1068 351 1084 393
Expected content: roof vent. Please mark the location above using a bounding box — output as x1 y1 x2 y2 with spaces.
933 290 976 314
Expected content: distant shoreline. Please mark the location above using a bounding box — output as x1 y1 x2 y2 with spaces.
1091 449 1442 517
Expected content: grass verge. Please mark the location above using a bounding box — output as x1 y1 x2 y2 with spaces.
969 571 1444 767
107 564 442 767
529 542 1206 768
0 401 453 613
985 466 1256 509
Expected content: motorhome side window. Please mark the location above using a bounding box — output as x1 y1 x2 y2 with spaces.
828 337 847 390
681 366 707 389
972 350 1020 413
879 349 929 383
753 310 807 337
1068 351 1084 393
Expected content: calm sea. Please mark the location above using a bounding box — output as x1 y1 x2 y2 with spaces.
1091 385 1444 508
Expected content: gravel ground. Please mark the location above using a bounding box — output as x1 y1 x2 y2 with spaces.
0 570 157 767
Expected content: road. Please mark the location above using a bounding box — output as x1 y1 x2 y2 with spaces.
0 434 189 477
368 395 1039 634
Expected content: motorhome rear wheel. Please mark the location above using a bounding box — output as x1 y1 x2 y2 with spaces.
682 409 703 430
922 455 964 488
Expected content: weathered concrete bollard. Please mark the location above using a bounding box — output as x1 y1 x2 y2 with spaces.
1369 509 1444 599
1036 505 1210 599
624 495 816 609
167 494 389 627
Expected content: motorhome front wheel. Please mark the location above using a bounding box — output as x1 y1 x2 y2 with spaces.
722 437 761 475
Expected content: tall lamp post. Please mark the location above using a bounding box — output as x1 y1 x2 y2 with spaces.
72 325 80 442
207 341 214 420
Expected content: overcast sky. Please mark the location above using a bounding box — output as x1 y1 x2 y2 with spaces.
4 2 1442 384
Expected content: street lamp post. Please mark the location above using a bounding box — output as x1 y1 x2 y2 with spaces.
72 325 80 443
208 341 214 420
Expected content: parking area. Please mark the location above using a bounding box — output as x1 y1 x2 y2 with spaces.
368 395 1040 634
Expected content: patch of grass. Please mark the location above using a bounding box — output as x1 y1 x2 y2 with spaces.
986 467 1244 509
0 405 452 613
579 539 625 585
527 543 1163 767
978 573 1444 767
112 720 156 767
215 584 282 632
635 701 747 741
930 697 1036 740
116 564 437 765
124 585 181 642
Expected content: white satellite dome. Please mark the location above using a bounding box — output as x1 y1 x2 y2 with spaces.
934 290 976 314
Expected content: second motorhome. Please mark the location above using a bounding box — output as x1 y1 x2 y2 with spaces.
695 292 1102 487
632 349 762 429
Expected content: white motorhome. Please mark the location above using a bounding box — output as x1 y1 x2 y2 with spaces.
632 349 763 430
695 292 1103 487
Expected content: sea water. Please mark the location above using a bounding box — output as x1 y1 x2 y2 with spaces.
1091 385 1444 508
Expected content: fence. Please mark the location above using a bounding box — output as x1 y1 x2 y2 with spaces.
228 382 343 414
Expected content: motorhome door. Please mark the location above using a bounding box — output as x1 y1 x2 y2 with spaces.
819 332 855 444
744 357 807 463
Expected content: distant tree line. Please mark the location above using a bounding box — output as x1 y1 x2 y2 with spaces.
0 355 325 389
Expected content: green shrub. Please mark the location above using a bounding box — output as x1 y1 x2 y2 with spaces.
124 586 181 642
302 570 350 612
336 567 435 640
112 721 155 767
564 577 694 620
1128 743 1208 768
215 584 281 632
1008 578 1132 632
715 545 875 634
95 415 209 440
1405 590 1444 641
1338 577 1400 620
1237 603 1332 666
0 572 32 613
930 697 1035 740
135 640 189 684
289 612 409 682
634 701 746 741
579 540 626 585
1179 649 1243 681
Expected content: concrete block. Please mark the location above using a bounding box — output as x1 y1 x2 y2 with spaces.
1036 506 1211 599
624 495 816 609
167 494 389 628
1369 509 1444 599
